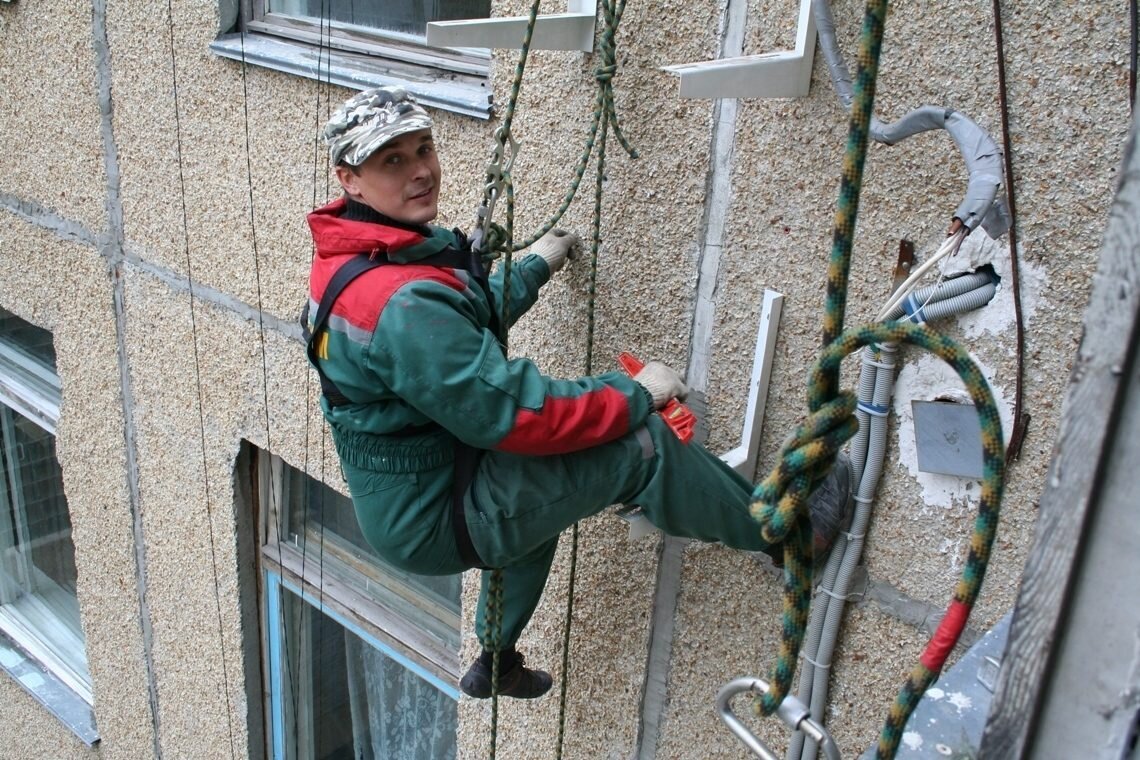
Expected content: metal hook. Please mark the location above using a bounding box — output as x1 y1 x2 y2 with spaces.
716 677 842 760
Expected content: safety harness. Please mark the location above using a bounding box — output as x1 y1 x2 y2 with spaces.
301 230 500 571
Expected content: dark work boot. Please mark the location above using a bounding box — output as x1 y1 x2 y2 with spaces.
459 649 553 699
806 452 856 563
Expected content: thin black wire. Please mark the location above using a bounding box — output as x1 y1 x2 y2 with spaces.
165 1 238 757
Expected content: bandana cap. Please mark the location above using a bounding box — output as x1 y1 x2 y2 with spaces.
324 86 434 167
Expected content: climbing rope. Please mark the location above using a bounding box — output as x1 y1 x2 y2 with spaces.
475 0 639 754
743 2 1006 758
478 3 542 756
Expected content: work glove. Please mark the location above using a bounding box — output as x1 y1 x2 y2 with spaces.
633 361 689 410
530 228 580 274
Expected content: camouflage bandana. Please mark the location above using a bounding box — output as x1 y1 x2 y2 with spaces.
324 86 434 167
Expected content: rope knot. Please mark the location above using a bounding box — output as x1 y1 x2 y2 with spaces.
594 63 616 84
749 391 858 546
483 222 510 259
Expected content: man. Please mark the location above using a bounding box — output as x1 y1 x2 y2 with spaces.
306 86 851 700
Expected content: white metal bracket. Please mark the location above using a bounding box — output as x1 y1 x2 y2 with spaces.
620 290 784 541
662 0 816 99
720 290 784 480
426 0 597 52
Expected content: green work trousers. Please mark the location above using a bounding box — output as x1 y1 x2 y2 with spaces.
467 414 776 649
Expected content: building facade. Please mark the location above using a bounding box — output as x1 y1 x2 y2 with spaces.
0 0 1130 757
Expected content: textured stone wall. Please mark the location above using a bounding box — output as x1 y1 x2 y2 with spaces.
0 0 1129 757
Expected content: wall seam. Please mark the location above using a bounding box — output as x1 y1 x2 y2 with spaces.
635 0 749 753
91 1 165 755
0 192 101 247
0 192 302 340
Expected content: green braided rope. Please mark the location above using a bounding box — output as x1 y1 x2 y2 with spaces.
484 567 505 757
480 6 538 759
510 0 637 252
820 0 888 396
743 5 1005 759
473 0 639 755
554 37 616 755
748 0 889 716
554 523 579 758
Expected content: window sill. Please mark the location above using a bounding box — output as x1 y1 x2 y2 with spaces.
210 33 493 120
0 630 99 747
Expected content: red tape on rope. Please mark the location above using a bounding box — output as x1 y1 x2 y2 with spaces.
920 600 970 672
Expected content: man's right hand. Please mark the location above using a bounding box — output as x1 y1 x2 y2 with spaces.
633 362 689 409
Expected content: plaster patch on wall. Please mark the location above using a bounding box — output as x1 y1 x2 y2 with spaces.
947 691 973 713
939 232 1047 342
894 353 1012 510
902 731 924 750
938 535 966 574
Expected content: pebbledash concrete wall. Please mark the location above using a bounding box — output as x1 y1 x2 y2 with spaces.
0 0 1128 757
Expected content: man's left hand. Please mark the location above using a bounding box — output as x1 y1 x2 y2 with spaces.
531 229 580 274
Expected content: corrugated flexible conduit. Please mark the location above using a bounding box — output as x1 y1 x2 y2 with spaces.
787 272 999 760
814 0 1009 238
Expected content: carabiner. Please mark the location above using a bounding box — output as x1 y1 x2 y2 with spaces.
716 677 841 760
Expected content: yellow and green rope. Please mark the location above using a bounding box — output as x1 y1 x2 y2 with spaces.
478 0 639 756
744 2 1006 759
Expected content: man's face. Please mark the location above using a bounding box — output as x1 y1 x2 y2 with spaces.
336 128 441 225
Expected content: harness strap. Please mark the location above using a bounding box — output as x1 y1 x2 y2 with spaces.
303 242 496 571
303 253 385 406
452 440 489 570
302 245 498 407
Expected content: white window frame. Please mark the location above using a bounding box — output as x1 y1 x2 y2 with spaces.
255 450 460 759
210 0 494 119
0 310 97 745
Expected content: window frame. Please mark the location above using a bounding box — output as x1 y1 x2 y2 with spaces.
255 450 460 759
211 0 494 119
0 310 97 746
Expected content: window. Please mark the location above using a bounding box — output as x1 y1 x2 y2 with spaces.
0 307 96 744
211 0 494 118
254 448 460 759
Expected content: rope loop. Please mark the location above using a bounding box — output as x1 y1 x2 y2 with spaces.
749 392 858 545
483 221 511 258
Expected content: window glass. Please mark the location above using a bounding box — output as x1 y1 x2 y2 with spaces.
268 0 490 38
258 451 460 759
275 582 457 759
292 472 460 618
0 308 89 701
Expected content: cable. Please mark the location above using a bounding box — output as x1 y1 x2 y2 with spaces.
166 1 237 756
991 0 1030 463
876 229 966 320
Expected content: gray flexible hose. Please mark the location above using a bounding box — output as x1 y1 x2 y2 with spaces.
803 352 893 757
899 283 998 324
884 270 995 319
787 273 998 760
788 344 895 760
813 0 1010 236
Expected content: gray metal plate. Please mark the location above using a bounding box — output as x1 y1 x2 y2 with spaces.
912 400 984 478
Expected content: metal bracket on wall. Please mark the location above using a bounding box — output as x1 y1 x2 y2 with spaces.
662 0 816 99
720 289 784 480
619 290 784 540
426 0 597 52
